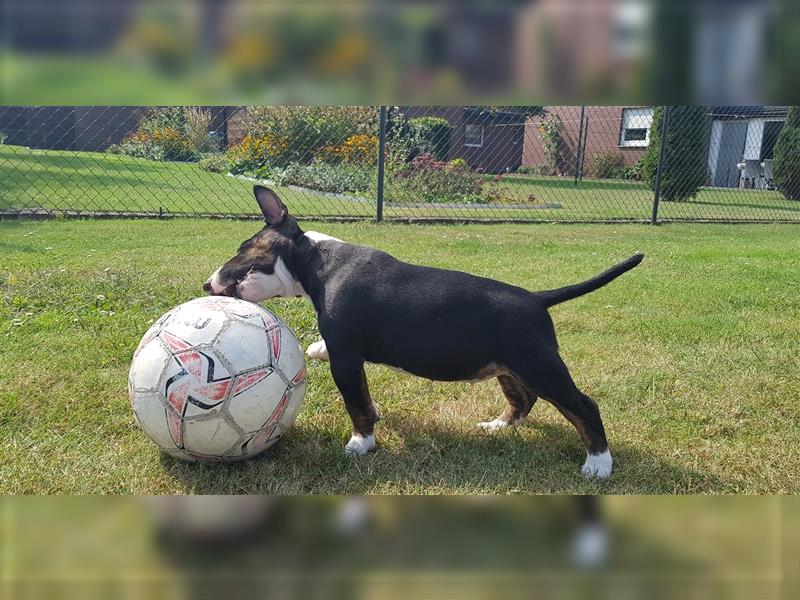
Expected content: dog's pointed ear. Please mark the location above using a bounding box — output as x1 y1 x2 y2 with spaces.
254 186 288 226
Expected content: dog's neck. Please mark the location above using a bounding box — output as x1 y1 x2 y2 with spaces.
289 232 341 312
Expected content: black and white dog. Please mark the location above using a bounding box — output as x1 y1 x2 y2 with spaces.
204 186 644 478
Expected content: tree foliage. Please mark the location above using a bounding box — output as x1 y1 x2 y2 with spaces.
773 106 800 200
642 106 710 201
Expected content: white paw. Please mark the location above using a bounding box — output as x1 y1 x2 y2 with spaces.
306 340 329 361
344 434 375 457
572 524 609 567
477 418 511 432
581 450 613 479
334 498 371 534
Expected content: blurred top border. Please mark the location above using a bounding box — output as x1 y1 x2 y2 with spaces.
1 0 796 105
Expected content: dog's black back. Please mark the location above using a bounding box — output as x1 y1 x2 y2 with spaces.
304 240 554 382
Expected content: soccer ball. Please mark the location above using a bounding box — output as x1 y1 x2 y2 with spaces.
128 297 307 462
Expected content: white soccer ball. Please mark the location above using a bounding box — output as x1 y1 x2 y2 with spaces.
128 297 307 462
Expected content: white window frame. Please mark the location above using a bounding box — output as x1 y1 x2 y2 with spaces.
620 107 653 148
464 124 484 147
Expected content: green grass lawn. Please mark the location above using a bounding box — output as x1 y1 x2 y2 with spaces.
3 144 800 222
0 144 374 219
1 219 798 494
1 496 790 598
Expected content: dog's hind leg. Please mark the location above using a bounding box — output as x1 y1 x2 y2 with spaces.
329 353 380 456
478 374 538 431
510 354 612 479
572 496 608 567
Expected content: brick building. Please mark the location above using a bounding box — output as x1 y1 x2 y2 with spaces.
401 106 528 174
522 106 652 175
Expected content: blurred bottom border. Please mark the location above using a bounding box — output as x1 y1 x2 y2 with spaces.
2 496 797 599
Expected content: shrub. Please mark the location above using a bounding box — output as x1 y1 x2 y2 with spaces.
197 153 231 173
246 106 378 166
389 152 485 204
184 107 219 154
340 134 379 165
148 127 196 161
538 116 563 174
227 134 288 175
447 157 469 171
642 106 710 201
106 107 205 162
407 116 452 161
139 107 188 134
250 164 274 180
621 156 645 180
384 108 418 164
107 132 167 161
587 152 626 179
313 144 342 165
314 134 379 166
270 161 374 195
481 181 516 204
408 152 448 172
773 106 800 200
391 170 484 204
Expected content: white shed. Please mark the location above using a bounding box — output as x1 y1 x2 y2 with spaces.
706 107 787 188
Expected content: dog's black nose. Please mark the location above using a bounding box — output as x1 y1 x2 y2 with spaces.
203 282 213 294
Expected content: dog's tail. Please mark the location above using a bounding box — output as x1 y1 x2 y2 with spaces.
536 253 644 308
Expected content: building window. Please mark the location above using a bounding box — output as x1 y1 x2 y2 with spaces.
464 124 484 147
620 107 653 147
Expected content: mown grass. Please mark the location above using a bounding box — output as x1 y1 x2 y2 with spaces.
0 145 375 219
1 219 799 493
3 144 800 222
1 496 787 598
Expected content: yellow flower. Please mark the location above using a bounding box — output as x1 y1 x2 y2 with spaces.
339 134 378 165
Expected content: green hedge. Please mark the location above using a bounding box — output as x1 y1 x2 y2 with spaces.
408 116 452 161
642 106 710 201
773 106 800 200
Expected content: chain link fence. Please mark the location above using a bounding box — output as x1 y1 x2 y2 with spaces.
1 106 798 223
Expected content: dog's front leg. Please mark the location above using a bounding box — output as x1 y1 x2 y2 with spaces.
329 353 379 456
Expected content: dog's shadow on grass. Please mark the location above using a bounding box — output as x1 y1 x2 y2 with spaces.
161 413 723 494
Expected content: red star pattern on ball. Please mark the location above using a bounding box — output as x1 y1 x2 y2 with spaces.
161 331 272 449
261 313 282 360
244 389 290 453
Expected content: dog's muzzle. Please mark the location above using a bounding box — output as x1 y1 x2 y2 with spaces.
203 279 239 298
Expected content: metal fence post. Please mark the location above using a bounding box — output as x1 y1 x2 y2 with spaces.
376 106 387 222
651 106 672 225
574 106 586 186
577 111 589 184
